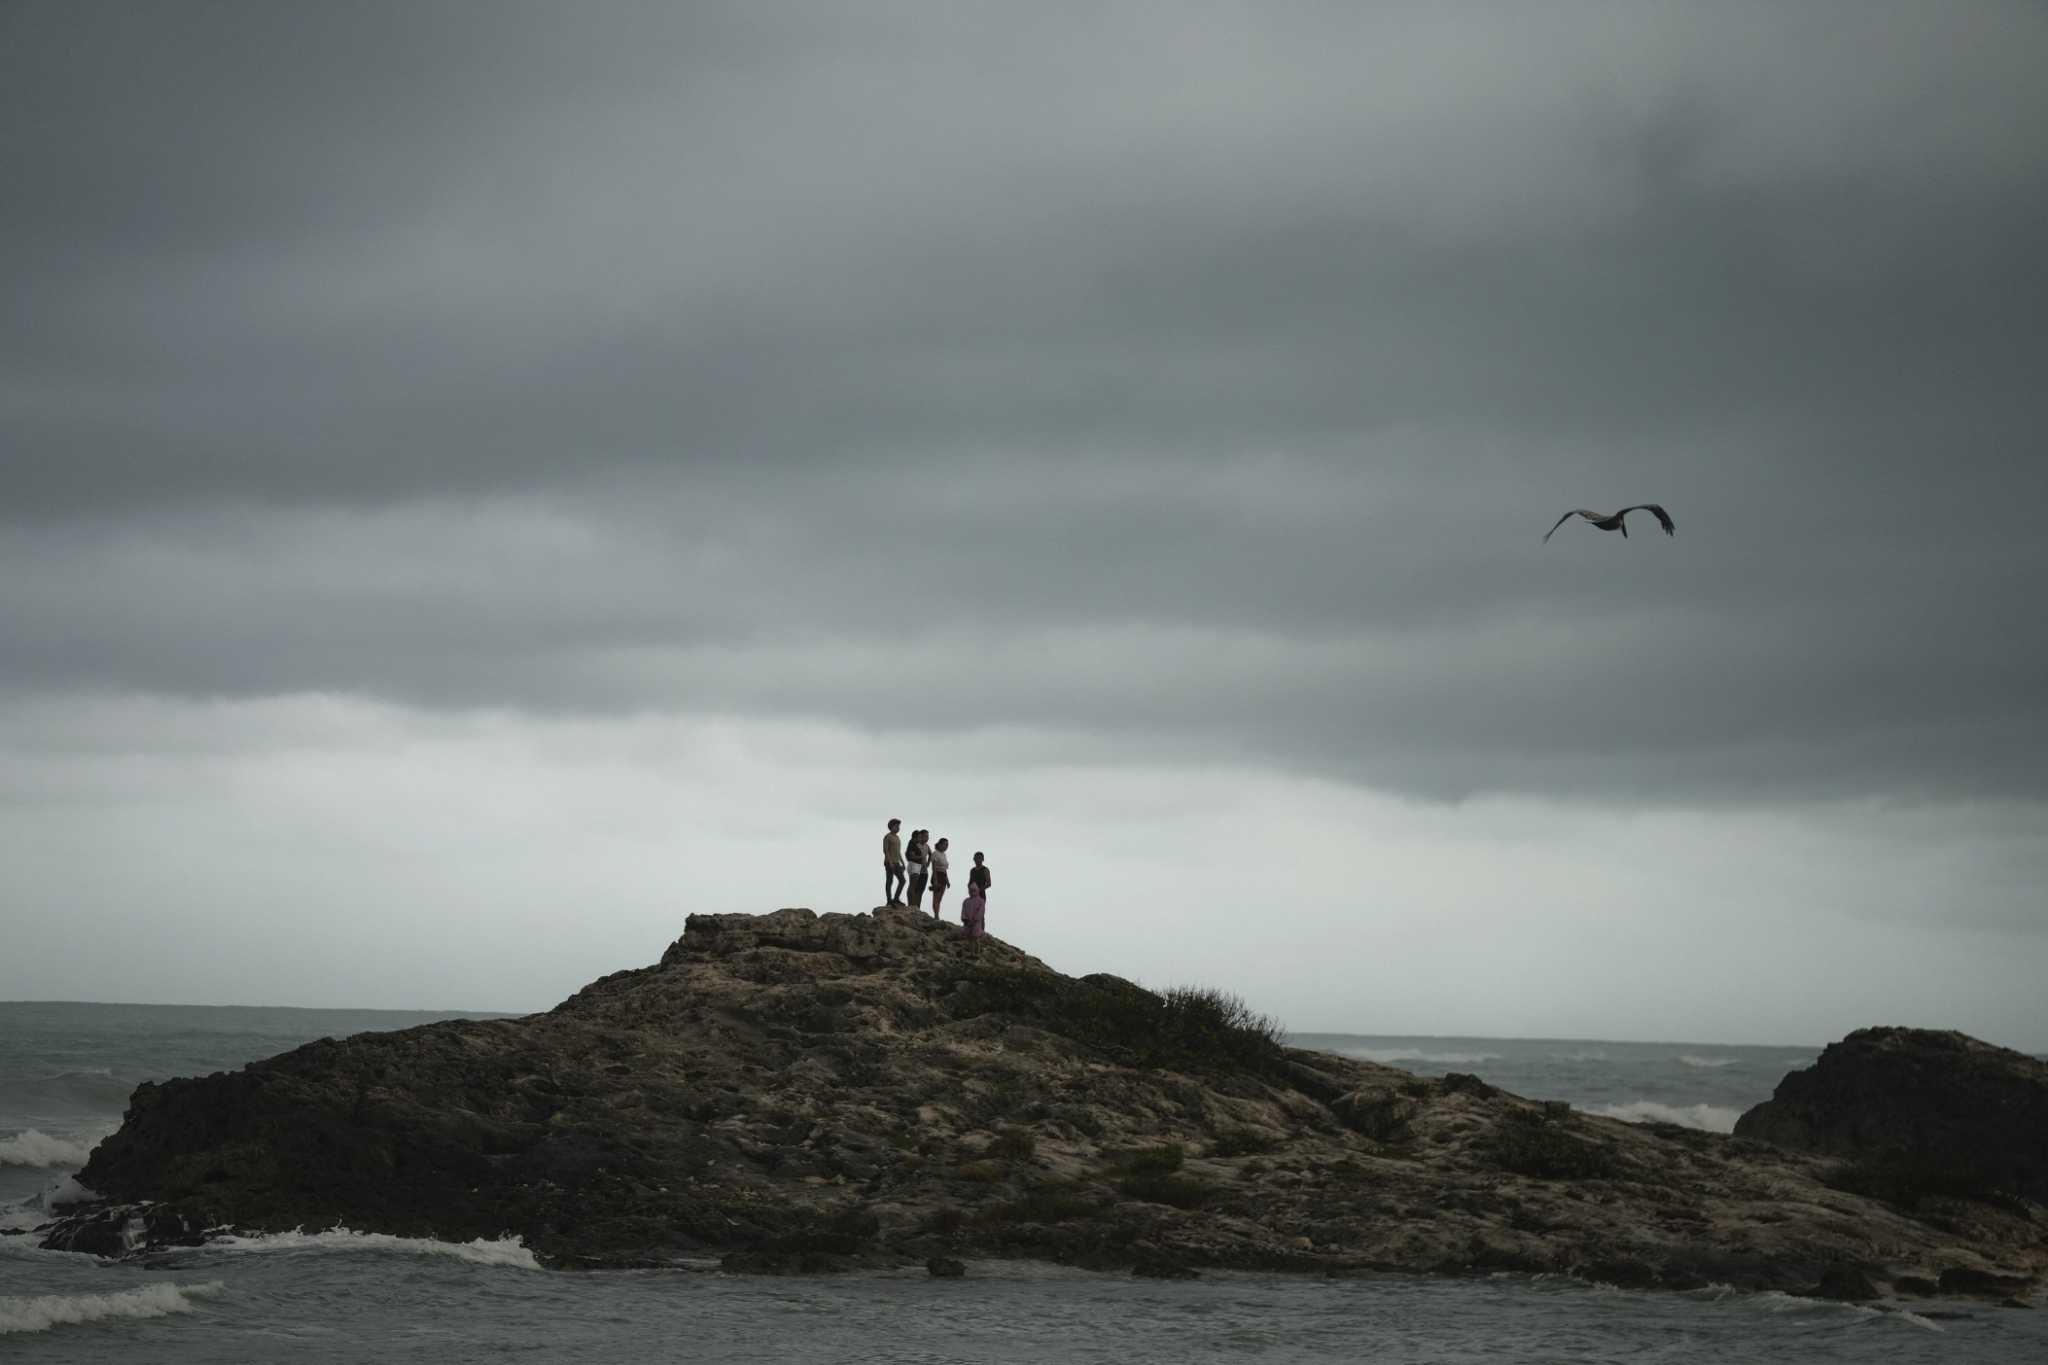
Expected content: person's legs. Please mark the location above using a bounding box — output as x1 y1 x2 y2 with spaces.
886 864 905 906
909 870 926 909
930 881 947 918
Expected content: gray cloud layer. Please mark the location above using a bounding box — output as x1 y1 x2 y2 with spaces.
4 1 2046 804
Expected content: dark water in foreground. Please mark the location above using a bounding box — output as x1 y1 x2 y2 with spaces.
3 1002 2042 1361
6 1242 2030 1363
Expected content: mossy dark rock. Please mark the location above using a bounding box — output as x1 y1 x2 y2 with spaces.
1486 1107 1619 1181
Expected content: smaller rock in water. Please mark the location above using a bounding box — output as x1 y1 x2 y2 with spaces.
926 1256 966 1278
1575 1257 1658 1289
1811 1264 1880 1301
1131 1253 1199 1280
39 1209 126 1259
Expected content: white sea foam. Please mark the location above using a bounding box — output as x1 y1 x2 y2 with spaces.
1677 1055 1739 1069
46 1176 100 1207
1340 1048 1503 1067
1750 1292 1943 1330
0 1207 45 1233
0 1129 103 1168
0 1280 225 1336
1588 1100 1742 1133
205 1226 541 1269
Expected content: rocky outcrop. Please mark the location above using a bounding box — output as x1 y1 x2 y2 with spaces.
1735 1027 2048 1205
32 910 2048 1299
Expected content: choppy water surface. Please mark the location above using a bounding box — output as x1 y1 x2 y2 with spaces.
4 1238 2037 1364
4 1004 2041 1361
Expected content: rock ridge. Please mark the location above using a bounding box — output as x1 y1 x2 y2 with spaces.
23 908 2046 1302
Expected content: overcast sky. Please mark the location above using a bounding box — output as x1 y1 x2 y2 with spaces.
3 2 2044 1046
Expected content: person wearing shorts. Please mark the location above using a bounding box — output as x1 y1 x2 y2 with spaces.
928 837 952 917
882 818 905 907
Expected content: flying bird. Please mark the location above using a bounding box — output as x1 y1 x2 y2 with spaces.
1542 504 1675 543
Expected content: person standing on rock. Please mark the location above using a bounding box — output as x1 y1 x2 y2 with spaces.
967 851 991 900
883 818 906 907
928 837 952 918
905 829 930 910
960 882 987 955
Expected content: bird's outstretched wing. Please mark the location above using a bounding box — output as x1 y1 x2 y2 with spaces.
1621 503 1675 536
1542 509 1595 543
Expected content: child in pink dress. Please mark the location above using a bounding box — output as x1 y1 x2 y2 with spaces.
960 887 987 954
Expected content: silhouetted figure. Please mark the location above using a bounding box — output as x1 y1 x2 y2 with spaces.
967 851 991 899
928 837 952 918
905 829 930 909
883 818 906 907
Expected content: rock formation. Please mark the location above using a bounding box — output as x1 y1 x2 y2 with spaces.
1735 1027 2048 1207
28 909 2048 1300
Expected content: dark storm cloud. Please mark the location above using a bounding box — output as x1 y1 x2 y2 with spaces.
4 2 2046 803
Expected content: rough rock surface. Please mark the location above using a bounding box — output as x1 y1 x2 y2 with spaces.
31 910 2048 1298
1735 1028 2048 1205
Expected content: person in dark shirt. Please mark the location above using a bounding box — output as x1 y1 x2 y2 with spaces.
905 829 930 909
967 851 991 897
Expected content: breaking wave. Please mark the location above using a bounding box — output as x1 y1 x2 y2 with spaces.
1684 1285 1943 1331
203 1226 541 1269
0 1128 106 1168
0 1174 99 1232
1677 1055 1739 1069
0 1207 45 1233
1751 1291 1944 1331
0 1280 225 1336
1589 1100 1742 1133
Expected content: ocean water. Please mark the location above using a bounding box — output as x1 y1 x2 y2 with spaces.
4 1002 2042 1361
1286 1034 1818 1135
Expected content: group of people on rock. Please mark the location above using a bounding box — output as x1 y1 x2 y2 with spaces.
882 817 992 950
